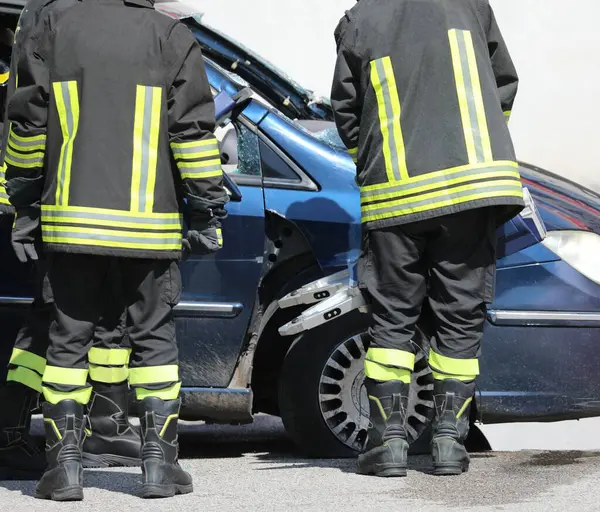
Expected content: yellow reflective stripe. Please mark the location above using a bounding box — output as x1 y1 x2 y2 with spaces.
464 30 493 161
9 348 46 374
504 110 512 123
43 366 89 386
44 418 63 440
177 158 222 169
159 414 179 437
53 81 80 206
42 215 181 231
7 367 43 392
43 224 181 239
146 87 162 213
8 139 46 152
449 29 477 164
362 170 520 204
366 348 415 371
171 139 218 150
368 395 387 420
5 154 43 168
6 146 45 161
180 170 222 180
172 148 220 160
89 364 128 384
429 349 480 377
42 234 182 251
0 71 9 84
8 130 46 144
88 347 131 366
364 360 411 383
135 382 181 401
370 57 408 183
129 365 179 386
0 194 9 205
456 396 473 419
216 227 223 247
362 179 522 213
131 85 145 213
432 370 477 382
347 147 358 156
41 204 180 219
43 386 92 405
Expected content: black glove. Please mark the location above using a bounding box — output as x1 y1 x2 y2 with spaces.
12 208 40 263
184 218 223 256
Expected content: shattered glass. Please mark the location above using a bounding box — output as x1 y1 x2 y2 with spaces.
310 127 346 150
231 123 261 176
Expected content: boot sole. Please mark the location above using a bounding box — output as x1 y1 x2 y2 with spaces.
141 483 193 499
82 453 141 468
35 485 84 501
357 463 408 478
432 462 469 476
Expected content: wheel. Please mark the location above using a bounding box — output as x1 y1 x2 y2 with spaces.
278 311 435 458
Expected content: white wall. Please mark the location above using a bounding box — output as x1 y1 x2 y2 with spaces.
186 0 600 191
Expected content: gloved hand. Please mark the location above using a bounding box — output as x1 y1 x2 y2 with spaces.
11 208 40 263
183 218 223 257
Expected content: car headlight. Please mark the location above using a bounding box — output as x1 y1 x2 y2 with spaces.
542 230 600 285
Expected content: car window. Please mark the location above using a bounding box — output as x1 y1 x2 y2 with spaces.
215 121 261 177
259 138 300 182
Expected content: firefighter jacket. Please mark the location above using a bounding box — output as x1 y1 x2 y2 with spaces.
5 0 228 259
331 0 524 230
0 0 76 216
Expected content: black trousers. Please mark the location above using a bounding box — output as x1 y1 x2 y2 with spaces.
359 208 497 364
41 253 181 403
7 258 130 393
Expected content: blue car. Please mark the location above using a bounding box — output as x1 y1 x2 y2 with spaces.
1 1 599 457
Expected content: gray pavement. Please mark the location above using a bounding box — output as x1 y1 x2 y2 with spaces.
2 416 600 511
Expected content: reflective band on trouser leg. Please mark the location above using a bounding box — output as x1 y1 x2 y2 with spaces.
53 81 80 206
88 347 130 384
131 85 162 213
448 29 493 164
42 366 92 404
171 136 223 180
364 348 415 383
135 382 182 401
429 349 479 382
9 348 47 375
370 56 408 182
88 364 129 384
7 367 43 392
348 146 358 164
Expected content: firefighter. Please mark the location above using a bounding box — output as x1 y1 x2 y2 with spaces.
0 0 141 481
5 0 227 500
331 0 523 477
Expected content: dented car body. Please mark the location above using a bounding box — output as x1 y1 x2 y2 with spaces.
0 1 600 456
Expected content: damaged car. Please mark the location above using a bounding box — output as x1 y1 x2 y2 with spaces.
1 1 600 457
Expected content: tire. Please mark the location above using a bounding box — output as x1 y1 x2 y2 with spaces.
278 311 435 458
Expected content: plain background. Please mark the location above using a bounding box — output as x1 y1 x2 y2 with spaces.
182 0 600 450
184 0 600 193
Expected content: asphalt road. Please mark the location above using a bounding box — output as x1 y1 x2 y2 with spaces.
2 416 600 511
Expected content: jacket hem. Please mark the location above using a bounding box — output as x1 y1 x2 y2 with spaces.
363 197 525 231
44 243 181 260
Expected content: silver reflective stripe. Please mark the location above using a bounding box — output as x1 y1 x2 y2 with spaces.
58 82 75 205
0 190 8 199
374 58 403 182
455 31 485 163
8 134 45 149
361 164 518 201
362 182 522 217
5 154 43 167
42 209 181 226
42 228 181 245
138 87 155 213
178 164 222 175
172 141 219 156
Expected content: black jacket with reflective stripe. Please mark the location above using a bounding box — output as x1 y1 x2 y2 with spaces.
331 0 524 230
5 0 228 258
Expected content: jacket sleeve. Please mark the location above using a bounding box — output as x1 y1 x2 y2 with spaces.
330 16 361 161
487 6 518 123
165 23 228 221
4 20 50 210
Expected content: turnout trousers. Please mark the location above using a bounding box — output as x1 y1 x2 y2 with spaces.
358 208 497 383
40 253 181 405
6 257 131 393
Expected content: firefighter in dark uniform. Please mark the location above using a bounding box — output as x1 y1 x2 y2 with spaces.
331 0 523 477
5 0 227 500
0 0 140 481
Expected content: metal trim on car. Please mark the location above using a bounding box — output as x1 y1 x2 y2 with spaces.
488 310 600 327
0 297 243 318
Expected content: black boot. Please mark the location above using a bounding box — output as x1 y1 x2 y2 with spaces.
357 378 410 477
82 382 141 468
0 382 46 480
139 397 193 499
431 379 475 476
35 400 85 501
